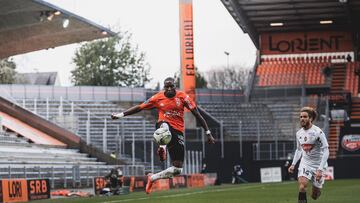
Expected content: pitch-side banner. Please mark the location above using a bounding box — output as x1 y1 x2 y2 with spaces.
260 167 282 183
179 0 196 101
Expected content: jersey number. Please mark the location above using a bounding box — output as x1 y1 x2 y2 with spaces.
303 168 310 176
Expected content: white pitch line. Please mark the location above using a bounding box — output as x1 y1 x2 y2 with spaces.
102 183 292 203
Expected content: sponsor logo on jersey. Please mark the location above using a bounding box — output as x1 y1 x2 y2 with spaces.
175 98 181 107
301 144 314 152
164 110 182 118
341 134 360 151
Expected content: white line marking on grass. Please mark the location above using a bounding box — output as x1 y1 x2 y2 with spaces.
102 182 293 203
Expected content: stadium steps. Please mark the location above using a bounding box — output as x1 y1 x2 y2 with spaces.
14 98 159 169
328 121 344 159
1 116 147 186
0 133 30 144
350 97 360 121
330 63 346 93
328 63 348 159
198 102 280 140
345 62 359 96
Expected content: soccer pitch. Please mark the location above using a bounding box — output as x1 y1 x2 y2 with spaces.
32 179 360 203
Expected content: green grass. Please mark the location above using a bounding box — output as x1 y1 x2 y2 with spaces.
32 179 360 203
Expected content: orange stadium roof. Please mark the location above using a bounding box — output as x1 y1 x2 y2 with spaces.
221 0 360 48
0 0 116 59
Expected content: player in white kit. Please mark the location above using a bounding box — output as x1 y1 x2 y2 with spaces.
288 107 329 203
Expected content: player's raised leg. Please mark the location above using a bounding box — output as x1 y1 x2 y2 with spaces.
146 126 184 194
146 161 183 194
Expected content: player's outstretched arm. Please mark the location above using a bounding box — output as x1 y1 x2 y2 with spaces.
190 108 215 144
111 105 143 119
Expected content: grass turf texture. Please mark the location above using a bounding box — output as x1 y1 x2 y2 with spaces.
32 179 360 203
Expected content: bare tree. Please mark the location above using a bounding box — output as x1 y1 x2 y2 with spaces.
206 65 251 90
173 67 208 88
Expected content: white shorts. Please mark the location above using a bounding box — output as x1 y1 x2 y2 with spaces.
298 162 325 188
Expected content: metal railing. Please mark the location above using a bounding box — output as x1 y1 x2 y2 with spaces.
0 86 332 162
252 142 296 161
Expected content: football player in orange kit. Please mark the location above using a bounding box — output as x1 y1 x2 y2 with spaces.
111 77 215 194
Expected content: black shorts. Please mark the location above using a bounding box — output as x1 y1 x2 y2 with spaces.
156 121 184 162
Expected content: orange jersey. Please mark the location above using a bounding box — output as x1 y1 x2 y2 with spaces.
139 90 196 132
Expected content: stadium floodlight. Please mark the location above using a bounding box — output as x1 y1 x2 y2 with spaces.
46 13 54 21
62 18 70 28
39 11 45 22
40 11 59 22
270 22 283 27
320 20 333 24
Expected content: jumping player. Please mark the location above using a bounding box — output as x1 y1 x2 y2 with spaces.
111 77 215 194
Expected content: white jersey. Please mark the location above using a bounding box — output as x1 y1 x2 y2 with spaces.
295 124 329 169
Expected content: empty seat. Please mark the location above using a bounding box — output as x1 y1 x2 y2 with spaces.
256 59 328 87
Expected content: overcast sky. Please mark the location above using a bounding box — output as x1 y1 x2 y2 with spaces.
13 0 256 88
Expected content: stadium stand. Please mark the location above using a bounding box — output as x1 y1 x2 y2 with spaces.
252 57 356 159
0 94 153 187
257 57 329 87
0 129 143 189
0 131 29 144
265 103 300 138
199 102 281 140
0 111 66 146
199 94 327 142
13 98 160 171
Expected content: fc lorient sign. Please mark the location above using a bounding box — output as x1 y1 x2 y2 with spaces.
268 35 343 52
260 31 352 54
